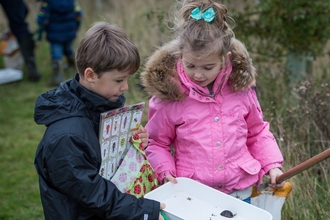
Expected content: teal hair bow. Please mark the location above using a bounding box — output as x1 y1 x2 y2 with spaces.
190 7 215 23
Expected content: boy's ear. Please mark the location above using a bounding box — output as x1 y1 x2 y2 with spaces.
84 68 97 82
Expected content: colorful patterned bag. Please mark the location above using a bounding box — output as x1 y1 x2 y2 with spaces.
110 133 158 198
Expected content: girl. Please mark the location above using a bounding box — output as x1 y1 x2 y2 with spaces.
140 0 284 203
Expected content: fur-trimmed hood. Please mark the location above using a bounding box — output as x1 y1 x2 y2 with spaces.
140 38 257 101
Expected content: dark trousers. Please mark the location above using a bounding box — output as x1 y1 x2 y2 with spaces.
51 41 74 61
0 0 30 39
1 0 41 82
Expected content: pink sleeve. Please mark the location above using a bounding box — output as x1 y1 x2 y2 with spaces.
244 88 283 180
145 97 177 183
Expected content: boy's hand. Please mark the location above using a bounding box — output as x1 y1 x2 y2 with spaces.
268 168 285 189
133 126 149 148
158 203 166 220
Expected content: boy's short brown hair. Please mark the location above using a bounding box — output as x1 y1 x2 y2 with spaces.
76 22 140 77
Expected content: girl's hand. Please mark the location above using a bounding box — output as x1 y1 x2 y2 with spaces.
268 168 285 189
133 126 149 148
158 203 166 220
164 175 178 184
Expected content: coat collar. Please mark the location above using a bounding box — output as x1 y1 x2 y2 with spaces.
176 59 232 99
140 39 256 101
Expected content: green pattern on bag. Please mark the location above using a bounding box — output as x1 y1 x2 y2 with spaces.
111 133 158 198
125 134 158 198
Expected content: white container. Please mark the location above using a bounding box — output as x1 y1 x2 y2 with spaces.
145 177 273 220
0 68 23 85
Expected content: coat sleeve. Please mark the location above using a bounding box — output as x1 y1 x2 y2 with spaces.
244 88 284 179
145 97 177 183
35 2 49 41
74 1 83 30
45 134 160 220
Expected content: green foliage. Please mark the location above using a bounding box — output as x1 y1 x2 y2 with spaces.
297 81 330 138
143 7 167 34
226 0 330 57
263 77 330 220
223 2 330 219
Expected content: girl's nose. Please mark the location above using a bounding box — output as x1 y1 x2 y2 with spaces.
194 72 204 79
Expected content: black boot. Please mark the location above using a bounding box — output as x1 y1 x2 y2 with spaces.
49 60 63 86
17 34 41 82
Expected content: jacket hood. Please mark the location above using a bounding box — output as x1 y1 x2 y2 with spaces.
140 39 257 101
34 74 125 127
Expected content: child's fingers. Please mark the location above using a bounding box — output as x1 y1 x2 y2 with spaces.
133 127 149 147
165 175 178 184
138 131 149 139
134 127 148 138
269 168 285 189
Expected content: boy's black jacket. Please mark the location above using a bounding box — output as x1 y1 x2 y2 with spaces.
34 74 160 220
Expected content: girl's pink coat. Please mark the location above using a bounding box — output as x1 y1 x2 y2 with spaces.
142 41 283 194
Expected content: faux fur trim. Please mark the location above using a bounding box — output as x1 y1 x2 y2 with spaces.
140 38 257 101
229 39 257 91
140 40 186 101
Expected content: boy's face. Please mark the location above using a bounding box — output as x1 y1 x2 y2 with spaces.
81 68 131 102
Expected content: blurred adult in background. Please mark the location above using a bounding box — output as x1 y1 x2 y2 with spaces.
0 0 41 82
35 0 83 86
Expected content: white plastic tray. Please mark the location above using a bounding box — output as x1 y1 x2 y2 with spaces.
145 177 272 220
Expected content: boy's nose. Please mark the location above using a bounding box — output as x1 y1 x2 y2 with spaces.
121 82 129 91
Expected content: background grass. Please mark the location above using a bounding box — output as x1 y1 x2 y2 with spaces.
0 1 329 219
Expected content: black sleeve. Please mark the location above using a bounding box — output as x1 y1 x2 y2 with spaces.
46 135 160 220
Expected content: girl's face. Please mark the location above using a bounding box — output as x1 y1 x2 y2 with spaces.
181 52 224 88
80 68 131 102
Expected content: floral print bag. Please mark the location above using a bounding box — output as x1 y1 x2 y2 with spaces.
110 133 158 198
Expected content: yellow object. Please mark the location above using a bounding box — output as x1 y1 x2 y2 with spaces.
252 182 292 198
251 182 293 220
274 182 292 198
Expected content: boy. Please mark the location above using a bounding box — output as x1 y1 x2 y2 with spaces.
34 22 165 220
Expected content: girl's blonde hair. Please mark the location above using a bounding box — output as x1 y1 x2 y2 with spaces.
172 0 234 60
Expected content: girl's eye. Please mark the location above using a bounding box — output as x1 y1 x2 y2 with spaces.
183 61 194 69
204 67 213 70
116 80 124 83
